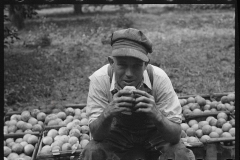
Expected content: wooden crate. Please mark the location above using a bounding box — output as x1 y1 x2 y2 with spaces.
4 132 42 160
36 125 83 160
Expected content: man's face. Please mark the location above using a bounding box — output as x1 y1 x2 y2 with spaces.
112 56 147 88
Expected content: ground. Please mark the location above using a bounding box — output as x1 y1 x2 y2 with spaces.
4 5 235 111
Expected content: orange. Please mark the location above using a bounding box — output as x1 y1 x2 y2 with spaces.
225 104 235 112
182 104 190 111
211 126 217 132
227 93 235 102
215 128 223 136
210 101 218 109
191 124 199 131
40 145 52 154
209 118 218 126
206 116 215 123
187 136 199 143
203 104 211 111
200 135 210 143
188 119 198 127
229 119 235 127
197 97 206 107
221 96 229 104
24 144 34 156
202 125 212 135
210 108 217 112
222 123 232 132
80 134 90 141
186 128 195 137
42 136 53 145
21 111 31 122
62 143 72 151
206 100 211 105
198 121 209 129
221 132 232 138
190 103 200 111
221 104 227 111
196 129 203 138
183 109 192 116
80 139 89 149
209 132 220 138
187 97 195 103
81 125 90 134
229 128 235 137
179 99 185 107
180 123 190 131
216 118 227 128
193 108 202 113
217 104 225 111
12 143 24 154
4 146 11 157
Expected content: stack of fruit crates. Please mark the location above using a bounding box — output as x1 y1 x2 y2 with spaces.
35 104 90 160
4 111 42 160
179 92 235 160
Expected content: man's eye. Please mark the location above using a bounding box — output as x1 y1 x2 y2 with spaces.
118 64 126 66
134 64 142 67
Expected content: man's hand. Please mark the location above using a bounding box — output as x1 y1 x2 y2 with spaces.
104 90 135 118
132 90 162 121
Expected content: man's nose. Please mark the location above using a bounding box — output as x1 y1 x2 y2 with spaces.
125 67 133 77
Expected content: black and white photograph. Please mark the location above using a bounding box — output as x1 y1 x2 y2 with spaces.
4 1 236 160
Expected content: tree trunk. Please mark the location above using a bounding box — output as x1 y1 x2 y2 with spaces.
73 4 83 14
8 4 25 30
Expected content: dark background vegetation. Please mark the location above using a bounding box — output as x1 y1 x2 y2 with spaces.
4 4 235 112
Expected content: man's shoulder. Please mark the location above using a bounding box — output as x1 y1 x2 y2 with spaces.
150 64 169 79
89 64 109 80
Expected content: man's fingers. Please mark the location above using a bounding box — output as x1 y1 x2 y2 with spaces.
135 96 152 103
133 103 151 111
117 102 134 108
117 107 131 112
115 90 132 97
132 90 151 98
115 96 135 103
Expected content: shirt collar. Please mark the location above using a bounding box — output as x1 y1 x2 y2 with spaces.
109 70 152 92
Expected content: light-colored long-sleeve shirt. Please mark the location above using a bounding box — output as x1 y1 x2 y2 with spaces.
86 64 182 126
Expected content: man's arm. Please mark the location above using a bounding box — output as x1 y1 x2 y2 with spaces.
89 108 114 141
151 109 181 144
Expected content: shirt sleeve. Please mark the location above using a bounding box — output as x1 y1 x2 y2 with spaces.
86 75 109 125
154 75 182 124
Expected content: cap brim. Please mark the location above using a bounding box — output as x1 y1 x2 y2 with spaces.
112 48 149 62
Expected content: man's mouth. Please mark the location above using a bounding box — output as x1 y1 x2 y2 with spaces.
123 80 134 85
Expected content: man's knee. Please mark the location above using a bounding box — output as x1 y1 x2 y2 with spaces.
80 140 108 160
160 141 195 160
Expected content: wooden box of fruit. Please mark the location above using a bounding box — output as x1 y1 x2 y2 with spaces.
36 106 90 160
179 92 235 160
4 132 41 160
178 92 235 122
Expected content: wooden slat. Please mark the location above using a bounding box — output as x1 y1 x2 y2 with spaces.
205 137 235 144
43 125 66 130
64 103 86 109
184 111 230 120
178 92 234 99
4 132 40 139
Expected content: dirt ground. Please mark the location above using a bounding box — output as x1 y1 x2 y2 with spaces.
4 5 235 111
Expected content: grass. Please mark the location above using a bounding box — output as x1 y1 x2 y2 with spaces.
4 6 235 111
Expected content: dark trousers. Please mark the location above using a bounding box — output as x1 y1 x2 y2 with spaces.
78 125 195 160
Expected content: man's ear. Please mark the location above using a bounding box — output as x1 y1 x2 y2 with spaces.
144 60 150 70
108 56 114 66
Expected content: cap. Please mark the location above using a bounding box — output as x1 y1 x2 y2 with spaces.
110 28 152 62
